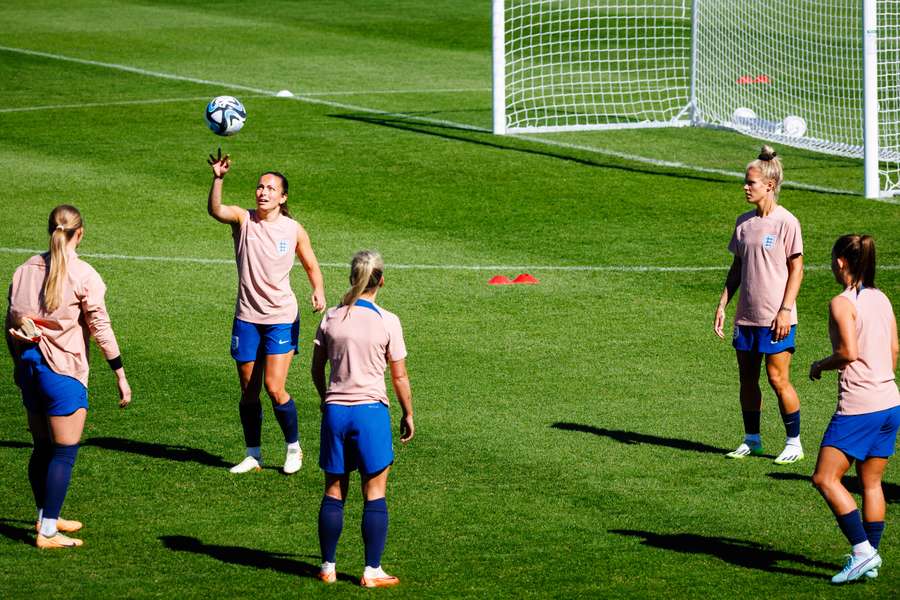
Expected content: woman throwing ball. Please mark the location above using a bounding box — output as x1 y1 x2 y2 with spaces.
810 235 899 584
311 250 414 588
207 149 326 474
6 205 131 549
714 146 805 464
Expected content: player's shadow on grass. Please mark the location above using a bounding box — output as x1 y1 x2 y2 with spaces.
610 529 833 579
159 535 353 582
0 519 35 545
551 422 729 455
332 113 851 195
0 440 32 449
768 472 900 504
83 437 231 469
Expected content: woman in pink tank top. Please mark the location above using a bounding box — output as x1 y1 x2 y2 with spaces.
714 146 805 465
207 149 326 475
809 234 900 583
6 205 132 549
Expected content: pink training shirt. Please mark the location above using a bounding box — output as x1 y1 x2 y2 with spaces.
314 301 407 406
729 205 803 327
7 252 120 387
233 210 300 325
835 286 900 415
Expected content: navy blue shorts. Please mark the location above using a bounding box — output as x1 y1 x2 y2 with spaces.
319 403 394 476
821 406 900 461
16 346 88 416
733 324 796 354
230 318 299 363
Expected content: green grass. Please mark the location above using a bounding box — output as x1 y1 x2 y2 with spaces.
0 1 899 598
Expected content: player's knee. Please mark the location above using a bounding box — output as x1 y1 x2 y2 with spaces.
811 470 834 491
264 382 288 403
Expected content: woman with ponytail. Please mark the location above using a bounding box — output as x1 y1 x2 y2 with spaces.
310 250 414 588
6 205 131 549
714 145 806 464
207 149 326 475
809 235 899 583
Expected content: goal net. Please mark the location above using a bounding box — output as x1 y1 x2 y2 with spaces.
492 0 900 198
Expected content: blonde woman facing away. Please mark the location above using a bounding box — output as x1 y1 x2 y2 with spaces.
714 146 805 464
311 250 414 588
6 205 131 549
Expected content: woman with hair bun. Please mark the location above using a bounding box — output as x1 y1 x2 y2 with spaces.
6 205 131 549
809 234 899 584
207 149 326 475
714 145 806 464
310 250 414 588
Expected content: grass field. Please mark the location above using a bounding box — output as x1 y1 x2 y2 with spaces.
0 1 899 598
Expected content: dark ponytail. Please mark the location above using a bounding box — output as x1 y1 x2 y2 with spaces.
832 234 876 289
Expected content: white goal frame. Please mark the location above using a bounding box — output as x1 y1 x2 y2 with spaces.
492 0 899 199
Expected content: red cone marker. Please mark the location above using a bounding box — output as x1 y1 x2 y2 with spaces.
512 273 539 284
488 275 512 285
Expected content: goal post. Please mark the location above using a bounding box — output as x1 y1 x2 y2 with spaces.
492 0 900 199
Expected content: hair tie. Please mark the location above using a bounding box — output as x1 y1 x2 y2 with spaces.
55 225 65 231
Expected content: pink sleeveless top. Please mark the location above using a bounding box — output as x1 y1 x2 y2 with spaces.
232 210 299 325
314 301 407 407
835 286 900 415
7 252 120 387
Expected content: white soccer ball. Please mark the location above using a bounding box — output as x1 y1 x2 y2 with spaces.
731 107 757 127
205 96 247 136
782 115 807 137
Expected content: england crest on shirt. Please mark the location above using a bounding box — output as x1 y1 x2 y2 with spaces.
762 234 776 250
277 239 290 256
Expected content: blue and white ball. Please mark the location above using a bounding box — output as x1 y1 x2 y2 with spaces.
205 96 247 136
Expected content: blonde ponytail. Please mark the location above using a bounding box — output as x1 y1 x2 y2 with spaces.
341 250 384 318
43 205 83 313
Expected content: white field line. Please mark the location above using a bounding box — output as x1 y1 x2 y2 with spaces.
1 248 897 273
0 95 264 114
0 45 887 200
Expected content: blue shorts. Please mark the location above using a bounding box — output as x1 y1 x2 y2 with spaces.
733 324 796 354
319 403 394 476
15 346 88 416
230 318 299 363
821 406 900 461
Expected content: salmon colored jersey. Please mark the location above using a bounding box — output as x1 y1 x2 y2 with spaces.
314 301 407 406
835 286 900 415
232 210 300 325
728 205 803 327
7 252 120 387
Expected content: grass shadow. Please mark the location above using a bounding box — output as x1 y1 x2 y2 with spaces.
0 441 32 449
610 529 834 579
551 422 730 455
83 437 230 469
768 472 900 504
0 519 34 545
331 113 852 196
159 535 352 582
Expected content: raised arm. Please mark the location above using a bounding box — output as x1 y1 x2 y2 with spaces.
206 149 246 225
772 253 804 341
388 357 414 443
295 225 326 312
714 255 742 339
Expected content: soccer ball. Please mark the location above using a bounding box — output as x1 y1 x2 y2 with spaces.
782 115 807 137
731 107 757 128
205 96 246 136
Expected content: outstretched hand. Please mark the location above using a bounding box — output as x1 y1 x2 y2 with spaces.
207 147 231 178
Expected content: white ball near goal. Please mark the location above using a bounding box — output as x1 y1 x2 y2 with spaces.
731 107 757 127
782 115 807 137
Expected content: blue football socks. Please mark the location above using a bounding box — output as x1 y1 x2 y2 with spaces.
272 398 299 444
43 443 79 521
864 521 885 550
780 409 801 439
362 497 389 568
238 401 263 448
28 441 53 513
318 496 345 563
